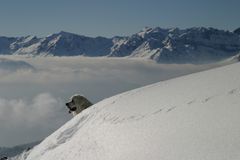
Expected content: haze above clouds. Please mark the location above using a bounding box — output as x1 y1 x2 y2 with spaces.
0 56 232 147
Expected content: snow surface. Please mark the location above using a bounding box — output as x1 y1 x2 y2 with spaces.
13 62 240 160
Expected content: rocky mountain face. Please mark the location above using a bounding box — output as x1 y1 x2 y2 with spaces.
0 27 240 63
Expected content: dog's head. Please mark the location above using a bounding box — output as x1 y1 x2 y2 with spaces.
66 94 92 116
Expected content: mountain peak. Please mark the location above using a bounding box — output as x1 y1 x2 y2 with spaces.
58 31 77 36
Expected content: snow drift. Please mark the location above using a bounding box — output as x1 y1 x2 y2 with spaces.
17 61 240 160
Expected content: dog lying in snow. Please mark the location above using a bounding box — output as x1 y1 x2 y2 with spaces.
66 94 93 116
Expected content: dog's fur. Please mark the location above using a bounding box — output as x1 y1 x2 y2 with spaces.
66 94 92 116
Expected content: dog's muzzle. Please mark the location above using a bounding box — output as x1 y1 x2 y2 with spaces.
66 102 77 113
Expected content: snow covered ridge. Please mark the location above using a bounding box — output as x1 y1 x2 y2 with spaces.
20 61 240 160
0 27 240 63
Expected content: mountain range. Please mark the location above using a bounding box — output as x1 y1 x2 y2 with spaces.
0 27 240 63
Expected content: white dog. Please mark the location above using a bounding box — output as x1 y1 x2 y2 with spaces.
66 94 93 116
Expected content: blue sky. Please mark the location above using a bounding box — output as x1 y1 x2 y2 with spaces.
0 0 239 37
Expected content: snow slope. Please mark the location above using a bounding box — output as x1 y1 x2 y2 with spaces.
16 62 240 160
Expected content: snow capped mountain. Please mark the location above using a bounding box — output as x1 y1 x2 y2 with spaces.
125 27 240 63
9 31 113 57
36 31 113 56
109 27 168 57
0 27 240 63
14 61 240 160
